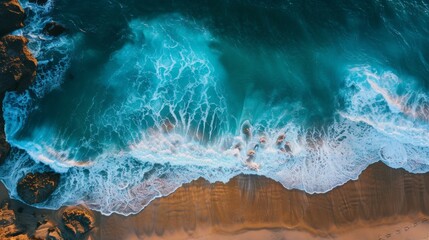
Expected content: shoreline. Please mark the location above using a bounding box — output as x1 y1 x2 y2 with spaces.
2 161 429 239
2 1 429 239
100 161 429 238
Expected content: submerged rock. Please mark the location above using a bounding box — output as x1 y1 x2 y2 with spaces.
61 207 94 238
0 35 38 93
43 22 66 37
16 172 61 204
0 0 25 36
29 0 48 5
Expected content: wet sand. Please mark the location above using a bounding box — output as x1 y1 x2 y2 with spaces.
2 161 429 239
100 161 429 239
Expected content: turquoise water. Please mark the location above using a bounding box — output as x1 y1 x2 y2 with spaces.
1 0 429 215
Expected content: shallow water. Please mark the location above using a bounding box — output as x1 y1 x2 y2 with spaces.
1 0 429 215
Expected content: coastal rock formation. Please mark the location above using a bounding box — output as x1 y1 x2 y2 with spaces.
0 35 38 93
43 22 66 36
0 0 25 36
34 220 63 240
0 35 37 163
0 0 37 164
62 207 94 238
16 172 60 204
0 201 29 239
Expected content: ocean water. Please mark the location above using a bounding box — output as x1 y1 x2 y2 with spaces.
1 0 429 215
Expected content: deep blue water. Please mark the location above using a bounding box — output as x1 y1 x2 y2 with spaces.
1 0 429 215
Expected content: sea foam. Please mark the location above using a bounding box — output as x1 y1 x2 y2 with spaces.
2 2 429 216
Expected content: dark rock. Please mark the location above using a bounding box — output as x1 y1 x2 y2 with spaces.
62 208 94 237
0 0 36 164
0 201 30 239
0 99 11 164
0 35 38 93
16 172 61 204
29 0 48 5
0 35 37 163
34 220 63 240
0 0 25 36
43 22 66 37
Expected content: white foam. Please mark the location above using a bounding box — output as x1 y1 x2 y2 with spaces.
2 5 429 216
341 65 429 170
0 117 387 215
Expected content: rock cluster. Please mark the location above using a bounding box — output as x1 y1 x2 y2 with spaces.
0 1 94 239
0 200 96 240
0 0 38 164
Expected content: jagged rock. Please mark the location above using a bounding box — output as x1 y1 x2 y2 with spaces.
43 22 66 36
0 35 38 93
0 34 37 163
29 0 48 5
62 208 94 238
34 220 63 240
0 201 30 239
0 1 36 164
0 0 25 36
16 172 61 204
0 202 15 227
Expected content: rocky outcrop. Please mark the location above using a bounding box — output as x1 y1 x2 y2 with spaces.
0 201 29 239
43 21 66 36
16 172 60 204
0 34 37 163
0 0 37 164
34 220 63 240
0 35 38 93
62 207 95 238
0 0 25 37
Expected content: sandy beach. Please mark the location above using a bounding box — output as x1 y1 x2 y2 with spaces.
1 161 429 239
